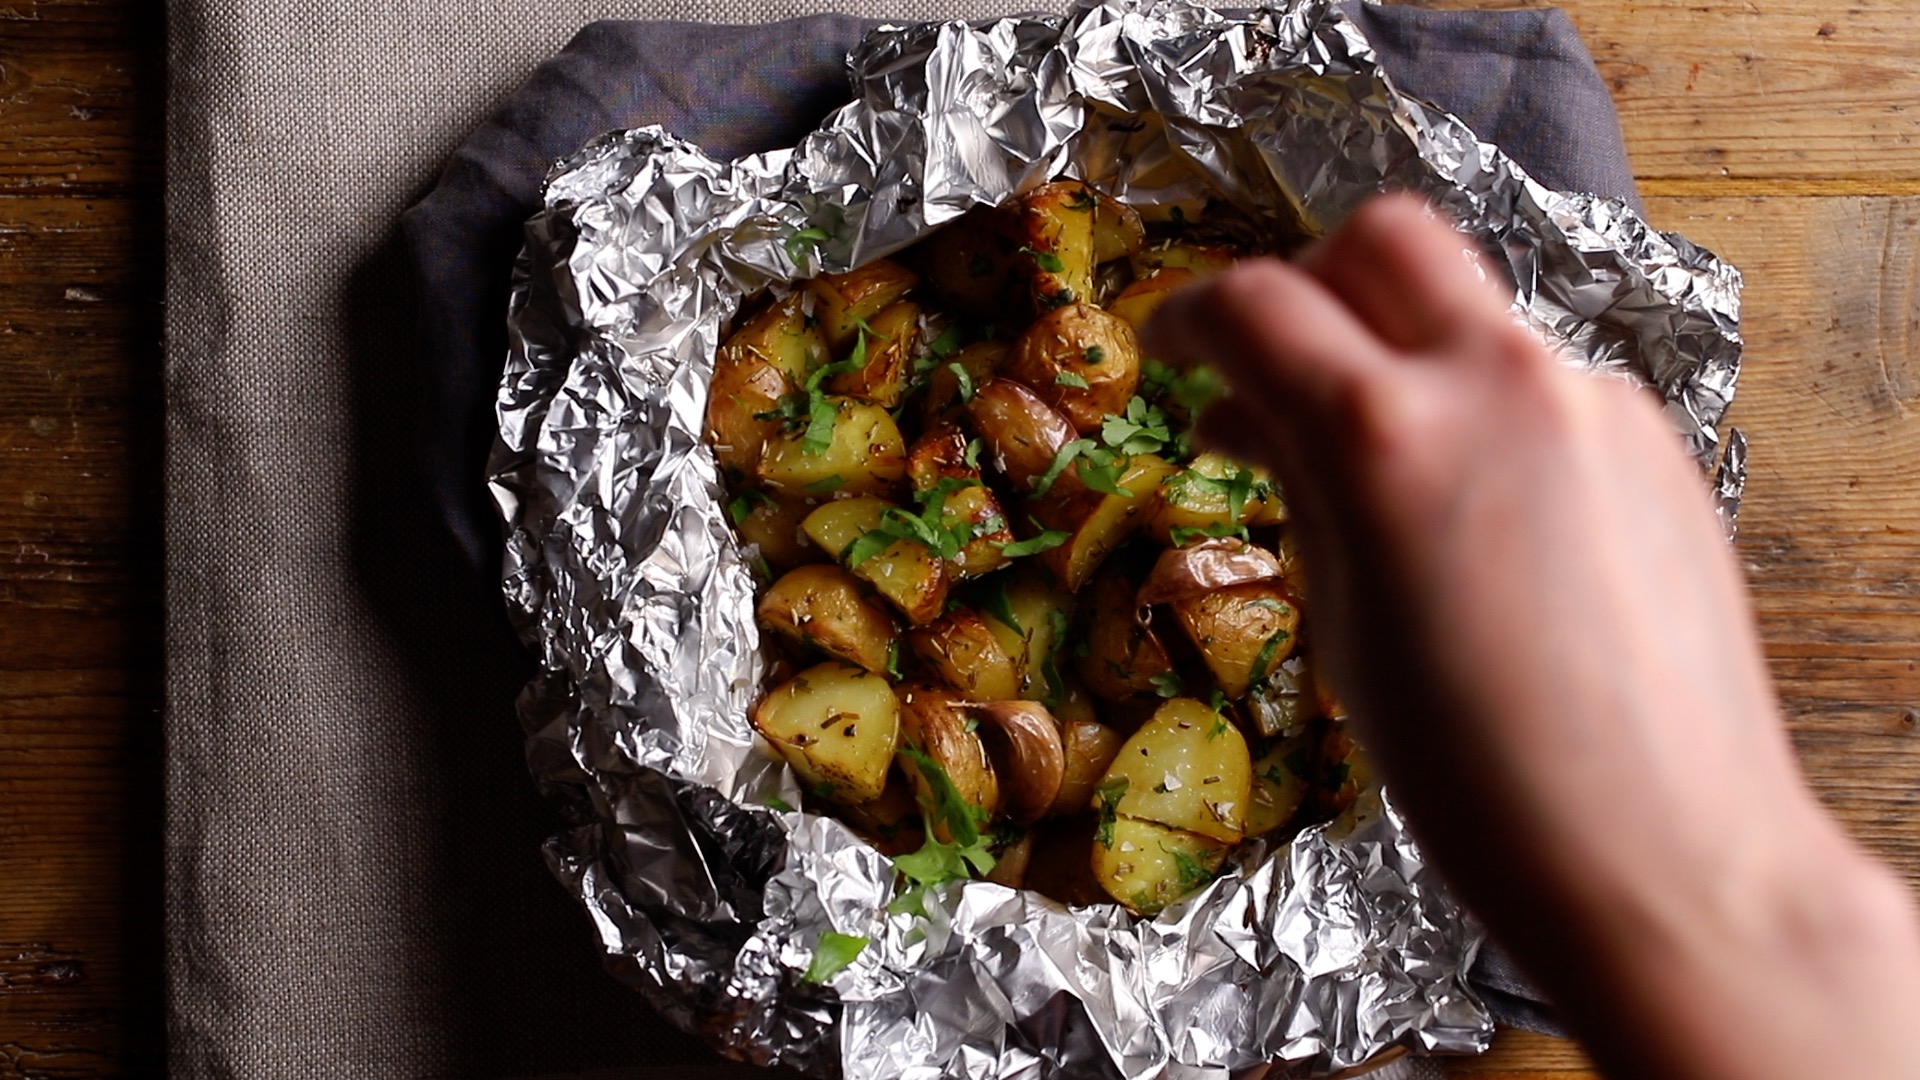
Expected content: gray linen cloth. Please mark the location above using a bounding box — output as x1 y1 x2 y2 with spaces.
168 3 1625 1077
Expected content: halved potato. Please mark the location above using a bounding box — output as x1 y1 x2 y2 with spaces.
825 299 919 408
1014 180 1098 311
1091 193 1146 263
801 497 949 625
706 350 793 480
729 493 816 572
1105 267 1194 333
1245 727 1315 836
1052 717 1126 818
757 399 907 498
907 608 1020 701
1091 814 1229 916
1075 565 1176 702
1169 581 1301 699
1147 452 1287 545
806 259 919 354
1245 653 1315 739
983 831 1034 888
906 423 1014 579
1004 302 1142 434
966 378 1084 496
921 339 1009 422
753 661 901 804
1098 696 1251 843
895 682 1001 829
721 293 829 382
1035 453 1179 590
979 569 1076 700
757 565 898 675
972 700 1066 825
1128 242 1236 281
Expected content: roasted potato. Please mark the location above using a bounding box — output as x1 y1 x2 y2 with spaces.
907 608 1020 701
757 565 899 675
1147 452 1287 545
1051 717 1125 818
1097 696 1252 844
838 769 926 856
1310 722 1372 819
753 661 901 804
1245 727 1315 836
983 831 1034 888
979 569 1076 700
1091 193 1146 263
1075 565 1176 701
1036 453 1179 590
1014 180 1098 311
1245 653 1315 739
728 491 815 571
921 339 1009 422
972 701 1067 825
1091 814 1228 916
757 399 907 498
801 497 949 625
824 299 919 408
896 683 1001 829
721 293 829 382
914 209 1021 318
966 378 1084 496
1004 303 1142 434
706 350 793 480
806 258 918 354
1129 242 1236 281
1105 267 1194 333
1169 581 1301 699
906 424 1015 580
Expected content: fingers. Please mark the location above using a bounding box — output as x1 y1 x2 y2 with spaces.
1299 193 1515 353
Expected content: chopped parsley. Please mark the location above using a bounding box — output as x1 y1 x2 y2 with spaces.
726 486 776 526
1094 776 1129 846
802 931 868 984
1055 371 1090 389
890 748 997 904
1148 670 1184 698
1020 245 1066 273
1100 396 1173 457
996 528 1071 558
784 225 831 264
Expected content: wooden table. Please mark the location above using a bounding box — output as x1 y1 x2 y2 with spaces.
2 0 1915 1075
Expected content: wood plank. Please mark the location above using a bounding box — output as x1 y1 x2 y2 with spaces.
1417 0 1920 186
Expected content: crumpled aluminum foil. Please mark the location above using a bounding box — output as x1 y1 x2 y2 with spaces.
490 1 1745 1076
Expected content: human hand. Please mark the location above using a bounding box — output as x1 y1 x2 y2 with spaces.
1144 194 1920 1080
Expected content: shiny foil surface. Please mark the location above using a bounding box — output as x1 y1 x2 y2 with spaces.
490 2 1745 1076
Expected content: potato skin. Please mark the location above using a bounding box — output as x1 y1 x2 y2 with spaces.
907 608 1020 701
1105 267 1194 334
921 339 1009 423
906 423 1015 580
1014 181 1099 312
1005 303 1142 434
706 350 792 480
895 682 1001 828
1051 718 1125 818
730 494 816 572
914 209 1022 319
825 299 919 408
1169 581 1301 699
1075 565 1176 702
756 399 907 498
757 565 899 675
806 258 918 354
753 661 901 804
1037 453 1179 591
1098 696 1252 844
966 379 1084 496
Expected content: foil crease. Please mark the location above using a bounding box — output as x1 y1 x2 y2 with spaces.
490 1 1745 1076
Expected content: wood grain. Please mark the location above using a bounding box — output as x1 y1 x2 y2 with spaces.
1 0 1917 1078
1415 0 1920 186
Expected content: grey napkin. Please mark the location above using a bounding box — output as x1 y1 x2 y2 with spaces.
167 4 1614 1077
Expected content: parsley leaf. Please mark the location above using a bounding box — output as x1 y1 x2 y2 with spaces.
801 397 839 456
1100 396 1172 456
1041 608 1070 706
784 226 831 264
763 795 795 814
981 576 1021 636
1247 628 1292 687
891 748 997 889
727 487 776 526
947 361 975 403
803 474 844 494
802 931 868 984
1083 345 1106 365
1149 670 1184 698
1055 371 1090 390
1020 245 1066 273
1094 777 1129 847
996 529 1071 557
1032 438 1092 498
1166 845 1216 892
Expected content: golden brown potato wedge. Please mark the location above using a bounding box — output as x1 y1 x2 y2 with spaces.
1245 727 1315 836
706 350 794 480
824 299 919 409
907 608 1020 701
1245 653 1315 739
906 423 1015 579
801 496 949 625
1128 242 1236 281
756 399 907 498
1105 267 1195 333
1091 814 1229 916
1004 303 1142 434
753 661 901 804
1075 565 1176 701
895 682 1001 829
1036 453 1179 590
1273 525 1310 604
806 258 919 354
966 378 1084 496
1091 193 1146 263
977 569 1076 700
972 700 1066 826
920 339 1009 422
1170 581 1301 700
1098 696 1251 843
1014 180 1099 311
721 293 829 383
757 565 899 675
729 492 816 572
1051 717 1125 818
1146 453 1287 545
